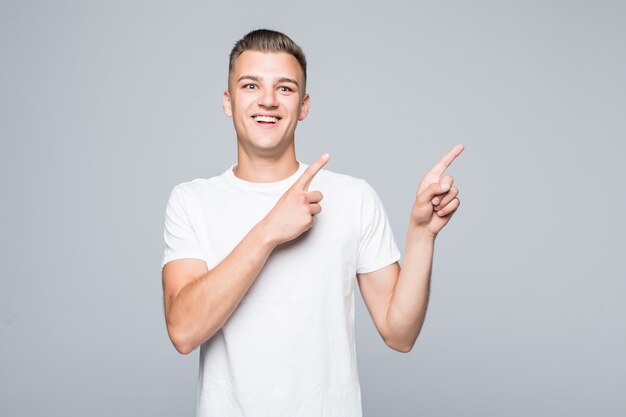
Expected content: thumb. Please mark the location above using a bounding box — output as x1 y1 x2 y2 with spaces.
416 182 449 207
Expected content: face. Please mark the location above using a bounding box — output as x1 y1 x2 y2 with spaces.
223 50 309 156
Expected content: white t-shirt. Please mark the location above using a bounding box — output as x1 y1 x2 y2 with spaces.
162 161 401 417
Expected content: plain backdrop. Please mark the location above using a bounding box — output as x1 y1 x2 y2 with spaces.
1 0 625 416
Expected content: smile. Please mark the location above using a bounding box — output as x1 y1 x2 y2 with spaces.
252 115 281 124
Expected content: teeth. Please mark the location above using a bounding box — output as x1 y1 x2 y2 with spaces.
253 115 278 123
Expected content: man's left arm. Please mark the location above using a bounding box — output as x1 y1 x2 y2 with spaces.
357 144 464 352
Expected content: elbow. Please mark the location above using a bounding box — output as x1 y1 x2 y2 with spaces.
387 341 414 353
173 341 195 355
384 333 417 353
384 322 423 353
167 324 197 355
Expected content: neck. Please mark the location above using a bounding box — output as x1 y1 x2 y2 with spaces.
233 143 299 183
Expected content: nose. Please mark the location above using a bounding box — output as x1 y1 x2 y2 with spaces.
258 87 278 108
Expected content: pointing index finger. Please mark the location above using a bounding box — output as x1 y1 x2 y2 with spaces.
428 144 464 178
294 153 331 191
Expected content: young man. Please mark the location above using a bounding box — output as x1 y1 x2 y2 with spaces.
161 29 463 416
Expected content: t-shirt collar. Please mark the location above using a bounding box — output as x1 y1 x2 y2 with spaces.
224 160 308 194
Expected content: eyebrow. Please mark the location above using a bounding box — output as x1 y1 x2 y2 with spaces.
237 75 299 88
238 75 260 83
277 77 299 87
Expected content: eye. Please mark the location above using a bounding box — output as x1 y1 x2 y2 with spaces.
278 86 293 93
243 83 257 90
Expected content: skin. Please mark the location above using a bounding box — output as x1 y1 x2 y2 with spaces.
357 144 463 352
161 49 463 354
223 50 310 183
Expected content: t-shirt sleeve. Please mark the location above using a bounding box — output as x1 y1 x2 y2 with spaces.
161 184 204 268
356 179 402 274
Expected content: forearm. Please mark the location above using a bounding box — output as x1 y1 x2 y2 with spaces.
386 227 435 350
167 221 277 354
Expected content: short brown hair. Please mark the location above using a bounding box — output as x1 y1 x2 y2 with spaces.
228 29 307 88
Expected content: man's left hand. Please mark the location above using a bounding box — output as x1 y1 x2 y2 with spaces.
410 144 464 238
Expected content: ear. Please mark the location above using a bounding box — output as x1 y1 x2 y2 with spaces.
223 90 232 117
298 93 310 121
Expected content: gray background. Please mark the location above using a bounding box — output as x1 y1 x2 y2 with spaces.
1 0 625 416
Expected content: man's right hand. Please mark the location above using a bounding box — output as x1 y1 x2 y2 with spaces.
261 153 330 246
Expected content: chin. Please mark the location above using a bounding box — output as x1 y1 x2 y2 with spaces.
249 138 291 154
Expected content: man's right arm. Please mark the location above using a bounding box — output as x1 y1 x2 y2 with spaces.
162 220 277 355
161 153 330 355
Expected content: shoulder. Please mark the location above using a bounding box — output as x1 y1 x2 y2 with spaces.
166 170 228 202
